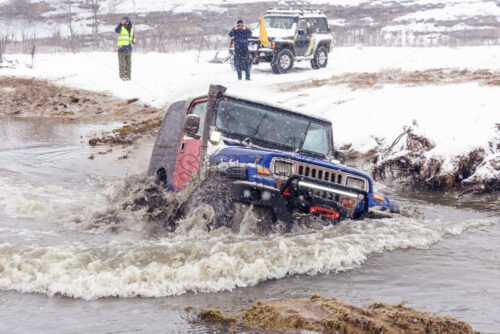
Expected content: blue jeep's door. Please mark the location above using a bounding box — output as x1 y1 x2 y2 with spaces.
147 101 187 188
172 99 207 190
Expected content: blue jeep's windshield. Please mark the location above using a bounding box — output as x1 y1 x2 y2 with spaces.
216 98 329 156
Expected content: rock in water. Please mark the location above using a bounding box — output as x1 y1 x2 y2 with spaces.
199 295 480 333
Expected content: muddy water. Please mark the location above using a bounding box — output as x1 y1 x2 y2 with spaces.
0 118 499 333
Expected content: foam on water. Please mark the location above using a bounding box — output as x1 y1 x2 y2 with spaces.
0 215 492 300
0 170 495 300
0 176 108 221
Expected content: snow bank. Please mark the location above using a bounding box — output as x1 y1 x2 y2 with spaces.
372 126 499 191
464 152 500 191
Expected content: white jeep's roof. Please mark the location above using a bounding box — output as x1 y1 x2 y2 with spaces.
265 8 327 18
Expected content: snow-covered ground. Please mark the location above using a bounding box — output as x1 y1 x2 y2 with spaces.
1 46 499 185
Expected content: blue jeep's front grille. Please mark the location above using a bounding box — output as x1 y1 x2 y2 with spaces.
292 160 368 202
296 162 344 186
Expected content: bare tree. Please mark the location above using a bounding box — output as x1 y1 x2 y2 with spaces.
196 33 205 63
30 34 36 67
107 0 120 13
22 33 37 68
89 0 104 48
63 0 77 52
0 35 8 63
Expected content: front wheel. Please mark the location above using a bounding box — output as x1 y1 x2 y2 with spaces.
230 202 277 234
311 46 328 69
271 49 294 74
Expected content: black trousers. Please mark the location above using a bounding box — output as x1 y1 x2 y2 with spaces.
235 52 250 80
118 50 132 79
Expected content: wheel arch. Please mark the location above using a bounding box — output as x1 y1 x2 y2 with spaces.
274 42 295 55
316 40 331 53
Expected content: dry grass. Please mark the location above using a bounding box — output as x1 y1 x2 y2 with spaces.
279 68 500 92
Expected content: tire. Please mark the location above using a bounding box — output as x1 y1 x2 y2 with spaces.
182 173 234 229
271 48 294 74
311 45 328 69
155 168 167 187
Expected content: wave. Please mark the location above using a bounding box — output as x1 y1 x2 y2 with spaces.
0 216 492 300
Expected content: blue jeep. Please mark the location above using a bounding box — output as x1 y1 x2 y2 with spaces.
148 85 399 230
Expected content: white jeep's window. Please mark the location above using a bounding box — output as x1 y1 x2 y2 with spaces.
314 18 329 33
297 20 309 34
264 16 295 30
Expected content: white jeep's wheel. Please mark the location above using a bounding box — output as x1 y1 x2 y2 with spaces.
311 46 328 69
272 49 294 74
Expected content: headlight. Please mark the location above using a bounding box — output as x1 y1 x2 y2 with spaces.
346 177 366 190
273 160 295 177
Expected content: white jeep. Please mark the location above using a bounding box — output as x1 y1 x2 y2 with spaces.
230 8 334 74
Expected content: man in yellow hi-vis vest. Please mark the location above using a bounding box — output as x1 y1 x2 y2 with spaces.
115 16 136 80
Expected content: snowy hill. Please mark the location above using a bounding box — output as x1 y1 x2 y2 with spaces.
0 0 499 52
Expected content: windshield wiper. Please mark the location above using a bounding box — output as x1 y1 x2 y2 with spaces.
252 114 268 137
298 121 311 151
242 137 252 147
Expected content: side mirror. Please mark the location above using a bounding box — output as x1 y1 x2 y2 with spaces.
297 29 304 36
182 114 200 138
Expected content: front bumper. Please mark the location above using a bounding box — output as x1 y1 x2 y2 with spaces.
230 180 293 223
229 175 370 224
281 175 369 220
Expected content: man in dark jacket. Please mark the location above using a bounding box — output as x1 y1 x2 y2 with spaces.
229 19 252 80
115 16 136 80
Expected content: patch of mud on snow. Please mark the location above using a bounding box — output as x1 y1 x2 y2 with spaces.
279 68 500 91
0 76 161 123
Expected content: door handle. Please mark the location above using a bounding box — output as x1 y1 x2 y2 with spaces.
180 142 185 152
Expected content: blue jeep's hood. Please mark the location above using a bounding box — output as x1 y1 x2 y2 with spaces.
210 146 373 188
